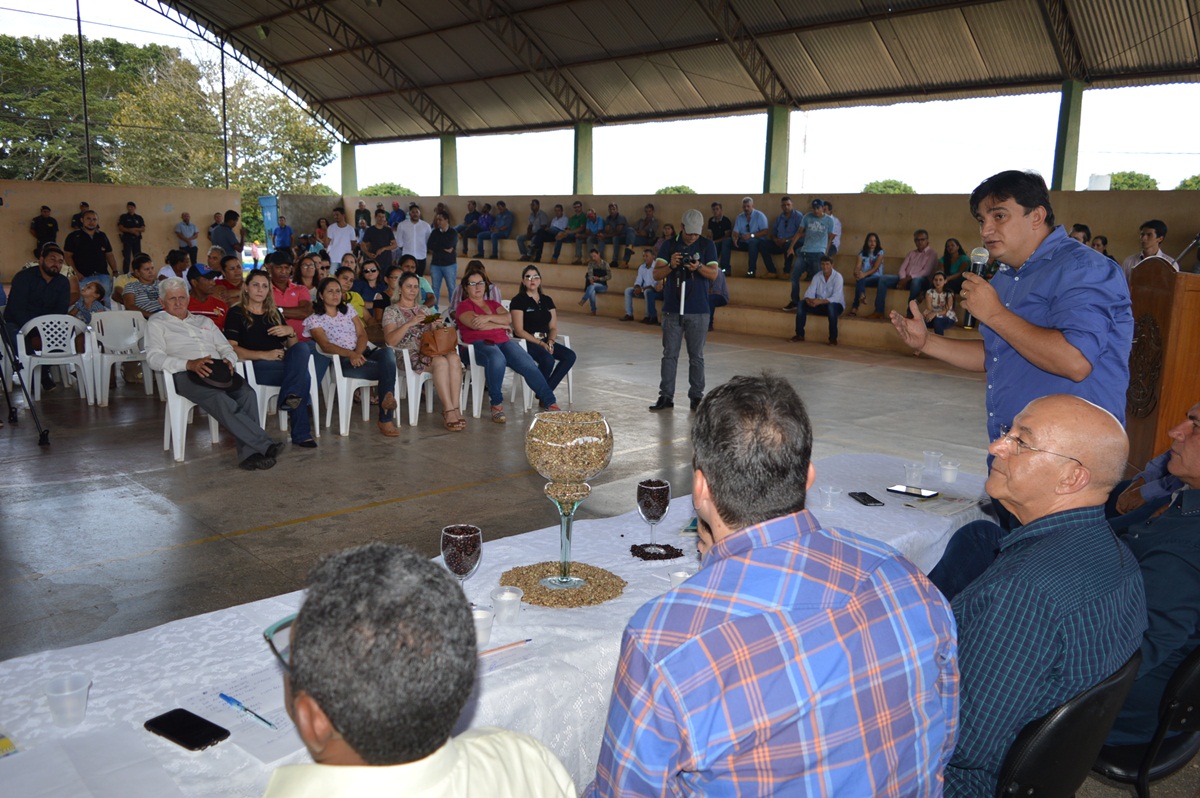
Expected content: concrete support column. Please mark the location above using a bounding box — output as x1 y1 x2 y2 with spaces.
440 135 459 196
763 105 790 194
340 142 358 197
573 122 593 195
1051 79 1084 191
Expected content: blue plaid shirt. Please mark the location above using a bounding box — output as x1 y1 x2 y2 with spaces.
946 506 1146 796
585 510 959 797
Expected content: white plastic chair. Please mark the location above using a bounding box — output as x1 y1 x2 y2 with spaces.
315 346 400 436
460 332 527 419
240 355 322 437
512 333 575 411
391 346 434 426
16 315 94 404
159 368 220 462
90 311 153 406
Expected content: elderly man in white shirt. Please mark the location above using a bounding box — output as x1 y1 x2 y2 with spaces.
790 255 845 346
146 277 281 470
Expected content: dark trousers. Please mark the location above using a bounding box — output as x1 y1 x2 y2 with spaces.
250 346 315 443
120 234 142 273
526 341 576 393
183 246 199 268
796 302 842 342
172 373 274 462
708 295 728 329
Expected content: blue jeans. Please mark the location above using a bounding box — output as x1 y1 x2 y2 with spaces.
526 341 576 392
874 274 900 314
624 287 660 317
430 264 456 311
622 232 655 263
552 234 581 260
926 520 1005 601
708 295 727 329
581 282 608 311
251 346 314 442
472 340 555 407
758 241 795 278
476 231 510 258
790 252 823 303
78 273 114 308
854 274 882 309
926 316 955 336
587 236 622 264
796 302 842 342
340 348 397 423
644 289 663 319
658 312 708 401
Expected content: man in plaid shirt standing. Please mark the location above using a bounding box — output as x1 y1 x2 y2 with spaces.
585 374 959 797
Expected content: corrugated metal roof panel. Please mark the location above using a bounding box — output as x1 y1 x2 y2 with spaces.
962 1 1063 82
757 34 830 99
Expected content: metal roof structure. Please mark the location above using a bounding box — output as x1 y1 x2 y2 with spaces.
139 0 1200 144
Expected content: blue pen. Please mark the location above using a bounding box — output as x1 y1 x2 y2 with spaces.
219 693 277 730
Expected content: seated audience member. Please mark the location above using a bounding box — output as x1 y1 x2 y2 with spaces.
585 374 958 797
1069 223 1092 244
456 265 558 423
550 201 586 265
541 203 569 262
516 199 551 262
708 266 728 332
158 249 191 288
187 263 229 330
454 199 481 255
1106 400 1200 746
4 244 71 358
791 255 843 345
921 272 956 336
594 203 627 266
620 203 658 267
868 229 936 318
335 266 367 321
1106 444 1185 535
213 253 246 304
224 269 316 448
382 271 465 432
68 280 107 325
387 256 437 311
722 197 769 276
580 208 604 265
146 278 281 470
447 260 501 313
204 245 225 275
124 254 164 317
295 254 320 301
577 248 610 314
262 543 575 798
352 259 387 316
510 264 576 399
304 277 399 437
940 237 971 294
706 201 732 272
1091 234 1118 263
266 251 314 344
651 222 676 253
849 232 884 316
1122 219 1178 282
476 200 512 260
925 395 1146 796
621 248 659 322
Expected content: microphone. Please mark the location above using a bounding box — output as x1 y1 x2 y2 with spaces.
969 247 989 275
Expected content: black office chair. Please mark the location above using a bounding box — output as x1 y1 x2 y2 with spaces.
1093 646 1200 797
995 651 1142 797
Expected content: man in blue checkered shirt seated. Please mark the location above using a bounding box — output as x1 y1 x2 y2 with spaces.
584 374 960 797
937 395 1146 796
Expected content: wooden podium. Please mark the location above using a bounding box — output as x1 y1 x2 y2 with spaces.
1125 258 1200 474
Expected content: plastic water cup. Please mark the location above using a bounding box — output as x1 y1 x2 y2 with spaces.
904 462 923 487
668 570 692 588
472 609 494 646
45 672 91 727
491 586 523 624
819 485 840 510
941 459 960 483
923 451 943 473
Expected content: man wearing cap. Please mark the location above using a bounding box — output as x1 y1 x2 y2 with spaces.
396 204 432 274
517 199 552 262
175 212 199 267
29 206 59 259
723 197 769 276
187 263 230 330
63 209 118 306
270 215 294 256
117 201 146 274
70 202 90 231
147 277 281 471
476 200 513 260
387 200 406 230
649 210 719 413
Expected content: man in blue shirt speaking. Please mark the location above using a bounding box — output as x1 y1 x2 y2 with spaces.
889 170 1132 444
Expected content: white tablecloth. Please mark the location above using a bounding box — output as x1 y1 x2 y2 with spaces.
0 455 987 797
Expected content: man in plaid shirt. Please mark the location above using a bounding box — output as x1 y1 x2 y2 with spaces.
585 374 959 797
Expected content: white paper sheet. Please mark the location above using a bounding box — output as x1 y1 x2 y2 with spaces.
191 666 302 764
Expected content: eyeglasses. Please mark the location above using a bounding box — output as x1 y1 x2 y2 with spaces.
363 269 378 274
467 280 485 287
524 275 541 281
263 613 297 672
996 425 1083 466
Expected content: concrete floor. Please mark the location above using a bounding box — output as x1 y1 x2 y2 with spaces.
0 316 1195 796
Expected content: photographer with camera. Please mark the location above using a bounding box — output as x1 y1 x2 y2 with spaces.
648 210 719 413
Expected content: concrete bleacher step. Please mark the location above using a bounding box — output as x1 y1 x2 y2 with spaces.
476 257 979 356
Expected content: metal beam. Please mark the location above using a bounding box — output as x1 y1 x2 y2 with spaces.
134 0 357 142
573 123 593 194
1051 78 1084 190
696 0 796 108
340 143 358 196
1037 0 1090 81
455 0 602 122
440 136 459 196
763 105 789 193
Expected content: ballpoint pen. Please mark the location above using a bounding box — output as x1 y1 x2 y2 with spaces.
480 638 533 657
218 693 277 730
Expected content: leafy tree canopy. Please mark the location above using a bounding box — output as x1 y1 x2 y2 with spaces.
656 185 696 194
1175 174 1200 190
1109 171 1158 190
360 182 416 196
862 179 916 194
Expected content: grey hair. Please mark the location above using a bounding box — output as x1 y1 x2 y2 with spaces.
158 277 188 300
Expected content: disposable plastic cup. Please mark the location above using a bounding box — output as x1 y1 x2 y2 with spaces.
923 451 943 473
941 459 960 483
904 462 923 487
45 672 91 727
472 609 494 646
491 586 523 624
819 486 840 510
668 570 692 588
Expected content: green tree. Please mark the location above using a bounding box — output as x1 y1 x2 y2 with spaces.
1109 171 1158 190
299 183 339 196
656 185 696 194
1175 174 1200 190
862 179 916 194
361 182 416 196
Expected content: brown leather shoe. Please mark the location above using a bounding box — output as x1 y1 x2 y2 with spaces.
827 339 838 346
866 312 884 320
377 421 400 437
571 258 583 265
620 314 634 321
789 334 805 342
549 257 558 264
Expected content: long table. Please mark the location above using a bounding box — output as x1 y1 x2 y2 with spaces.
0 455 987 796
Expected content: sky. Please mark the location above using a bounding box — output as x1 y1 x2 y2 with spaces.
6 1 1200 196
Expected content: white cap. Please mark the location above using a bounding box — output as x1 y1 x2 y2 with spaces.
681 209 704 235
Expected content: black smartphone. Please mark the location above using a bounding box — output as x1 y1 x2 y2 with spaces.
886 484 940 499
849 491 884 507
145 709 230 751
